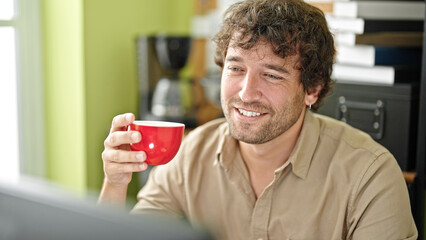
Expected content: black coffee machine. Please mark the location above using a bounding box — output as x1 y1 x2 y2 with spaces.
136 34 197 127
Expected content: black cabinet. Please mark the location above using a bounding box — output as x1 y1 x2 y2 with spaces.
317 83 420 171
414 23 426 238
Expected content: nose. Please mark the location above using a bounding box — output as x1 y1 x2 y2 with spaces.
238 72 262 102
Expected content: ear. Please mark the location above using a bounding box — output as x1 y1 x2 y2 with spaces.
304 85 322 107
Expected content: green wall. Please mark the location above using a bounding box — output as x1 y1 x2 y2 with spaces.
42 0 193 197
42 0 86 193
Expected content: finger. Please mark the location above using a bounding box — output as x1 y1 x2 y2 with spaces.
102 149 146 163
104 130 141 148
105 162 148 174
110 113 135 133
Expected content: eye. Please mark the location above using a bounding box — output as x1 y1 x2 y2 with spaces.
228 66 241 72
265 73 283 80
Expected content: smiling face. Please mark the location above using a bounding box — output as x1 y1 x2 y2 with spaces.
221 40 309 144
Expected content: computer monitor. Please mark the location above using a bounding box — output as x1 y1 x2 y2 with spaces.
0 177 213 240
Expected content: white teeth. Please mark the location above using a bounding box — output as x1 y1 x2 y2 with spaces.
238 108 261 117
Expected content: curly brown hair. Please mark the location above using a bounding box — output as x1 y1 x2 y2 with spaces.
213 0 335 110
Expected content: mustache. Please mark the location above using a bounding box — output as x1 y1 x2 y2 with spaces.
228 98 271 113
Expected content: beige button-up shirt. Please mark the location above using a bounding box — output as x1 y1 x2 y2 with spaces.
132 111 417 240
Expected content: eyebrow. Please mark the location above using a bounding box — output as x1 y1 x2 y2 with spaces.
225 55 290 74
225 55 243 63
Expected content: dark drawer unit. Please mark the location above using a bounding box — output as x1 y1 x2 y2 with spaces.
316 82 420 171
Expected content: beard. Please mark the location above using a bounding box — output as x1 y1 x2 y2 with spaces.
221 91 305 144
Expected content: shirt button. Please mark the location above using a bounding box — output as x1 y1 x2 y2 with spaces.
257 238 264 240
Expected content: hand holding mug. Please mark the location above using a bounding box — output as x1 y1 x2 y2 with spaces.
101 113 148 187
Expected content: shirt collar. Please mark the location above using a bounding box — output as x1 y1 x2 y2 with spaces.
286 110 320 179
215 111 320 179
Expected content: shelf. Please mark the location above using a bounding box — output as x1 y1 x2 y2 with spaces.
403 171 417 184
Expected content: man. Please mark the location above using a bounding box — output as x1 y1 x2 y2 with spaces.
98 0 417 239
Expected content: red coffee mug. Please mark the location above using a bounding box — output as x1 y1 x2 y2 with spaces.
128 121 185 165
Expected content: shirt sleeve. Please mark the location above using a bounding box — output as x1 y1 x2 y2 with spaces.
130 147 188 219
348 152 418 240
